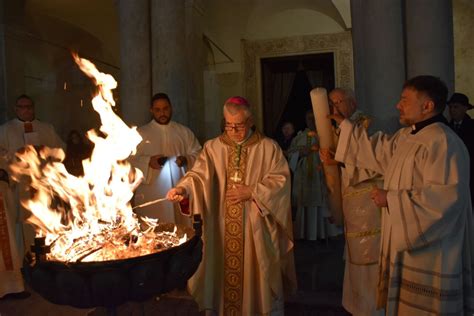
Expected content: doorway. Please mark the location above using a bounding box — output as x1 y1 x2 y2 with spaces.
261 52 335 138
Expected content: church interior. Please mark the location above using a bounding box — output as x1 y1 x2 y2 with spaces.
1 0 474 315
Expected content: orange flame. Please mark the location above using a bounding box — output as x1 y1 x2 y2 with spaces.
10 54 185 262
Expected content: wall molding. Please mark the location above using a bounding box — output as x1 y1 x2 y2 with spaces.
242 31 354 129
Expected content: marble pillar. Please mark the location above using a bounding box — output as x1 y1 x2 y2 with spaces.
151 0 205 138
351 0 405 133
405 0 454 93
151 0 187 125
1 0 27 122
117 0 151 127
0 0 7 123
184 0 205 138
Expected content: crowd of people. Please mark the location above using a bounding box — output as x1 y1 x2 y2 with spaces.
1 75 474 315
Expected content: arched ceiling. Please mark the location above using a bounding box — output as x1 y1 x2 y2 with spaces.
246 0 347 30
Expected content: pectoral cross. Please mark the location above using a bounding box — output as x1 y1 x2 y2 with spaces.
230 171 242 183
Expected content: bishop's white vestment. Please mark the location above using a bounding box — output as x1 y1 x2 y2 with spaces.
177 131 297 315
132 120 201 225
335 118 474 315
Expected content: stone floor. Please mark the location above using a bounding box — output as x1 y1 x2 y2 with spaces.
0 236 349 316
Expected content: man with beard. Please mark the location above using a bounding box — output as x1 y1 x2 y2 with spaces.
331 76 474 315
166 96 296 315
131 93 201 225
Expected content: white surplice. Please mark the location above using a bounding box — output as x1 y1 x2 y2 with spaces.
335 119 474 315
131 120 201 225
0 182 24 298
0 118 64 296
336 111 384 316
177 131 297 316
0 119 65 155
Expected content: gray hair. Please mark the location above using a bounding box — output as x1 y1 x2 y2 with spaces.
331 87 356 102
223 102 252 119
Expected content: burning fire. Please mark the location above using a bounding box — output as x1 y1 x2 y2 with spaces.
10 54 187 263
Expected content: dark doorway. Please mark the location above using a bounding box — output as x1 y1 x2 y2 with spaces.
261 53 335 138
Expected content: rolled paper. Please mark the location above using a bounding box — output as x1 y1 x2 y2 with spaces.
310 88 343 225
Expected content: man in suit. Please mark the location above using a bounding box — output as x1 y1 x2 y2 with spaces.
448 92 474 206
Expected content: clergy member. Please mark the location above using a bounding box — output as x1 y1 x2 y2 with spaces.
288 110 339 240
0 94 64 298
323 87 383 316
0 159 26 299
331 76 474 315
167 96 297 315
132 93 201 225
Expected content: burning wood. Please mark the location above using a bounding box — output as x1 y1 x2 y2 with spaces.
10 54 187 263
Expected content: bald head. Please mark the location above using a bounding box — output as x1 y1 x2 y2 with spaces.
329 88 357 119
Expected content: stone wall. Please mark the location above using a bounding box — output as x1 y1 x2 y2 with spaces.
453 0 474 115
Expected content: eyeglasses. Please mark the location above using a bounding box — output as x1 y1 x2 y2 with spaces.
224 121 248 132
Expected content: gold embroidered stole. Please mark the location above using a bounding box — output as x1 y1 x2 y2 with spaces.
220 131 261 315
0 192 14 270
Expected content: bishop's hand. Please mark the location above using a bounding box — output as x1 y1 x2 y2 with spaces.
167 186 187 202
226 184 252 205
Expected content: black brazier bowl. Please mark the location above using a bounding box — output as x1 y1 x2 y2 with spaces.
22 215 202 309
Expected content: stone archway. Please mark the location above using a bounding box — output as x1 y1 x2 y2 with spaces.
242 31 354 129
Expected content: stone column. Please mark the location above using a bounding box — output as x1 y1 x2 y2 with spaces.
0 0 7 123
351 0 405 133
2 0 27 122
184 0 205 139
151 0 188 125
117 0 151 127
405 0 454 93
